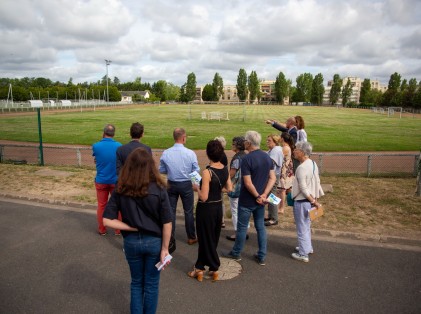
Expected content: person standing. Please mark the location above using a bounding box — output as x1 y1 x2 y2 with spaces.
265 134 283 226
226 136 247 241
295 116 308 143
291 141 324 263
188 140 232 282
116 122 152 174
159 128 200 244
223 131 276 266
92 124 122 236
265 117 298 144
278 132 295 214
103 148 172 313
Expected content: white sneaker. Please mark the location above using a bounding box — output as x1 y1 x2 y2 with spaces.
295 247 314 254
291 252 309 263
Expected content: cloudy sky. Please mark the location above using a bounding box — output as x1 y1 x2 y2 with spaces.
0 0 420 87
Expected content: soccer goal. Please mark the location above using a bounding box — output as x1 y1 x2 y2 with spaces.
387 107 402 118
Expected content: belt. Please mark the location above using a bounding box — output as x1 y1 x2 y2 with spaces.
295 199 310 203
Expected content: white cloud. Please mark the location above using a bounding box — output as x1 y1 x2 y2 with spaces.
0 0 419 86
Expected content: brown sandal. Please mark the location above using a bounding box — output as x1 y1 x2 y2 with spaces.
187 268 204 282
208 271 219 282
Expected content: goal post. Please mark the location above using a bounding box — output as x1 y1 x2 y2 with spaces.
387 107 402 118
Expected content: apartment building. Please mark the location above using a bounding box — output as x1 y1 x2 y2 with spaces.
323 77 387 105
196 80 288 103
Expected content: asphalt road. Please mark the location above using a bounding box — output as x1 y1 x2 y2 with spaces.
1 199 420 314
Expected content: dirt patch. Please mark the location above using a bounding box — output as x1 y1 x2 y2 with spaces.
0 163 420 239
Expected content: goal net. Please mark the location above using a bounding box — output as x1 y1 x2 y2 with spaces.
387 107 402 118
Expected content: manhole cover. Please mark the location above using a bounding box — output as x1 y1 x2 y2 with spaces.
203 257 242 281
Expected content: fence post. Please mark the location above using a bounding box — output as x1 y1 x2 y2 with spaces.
37 108 44 166
414 154 420 177
76 148 82 167
0 145 3 163
318 154 323 174
367 155 372 177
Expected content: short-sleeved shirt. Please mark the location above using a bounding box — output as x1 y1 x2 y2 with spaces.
92 138 122 184
103 182 172 237
239 149 273 207
268 146 283 175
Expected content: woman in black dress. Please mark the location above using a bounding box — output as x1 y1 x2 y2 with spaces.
188 140 232 282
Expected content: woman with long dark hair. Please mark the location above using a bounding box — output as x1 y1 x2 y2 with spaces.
103 148 172 314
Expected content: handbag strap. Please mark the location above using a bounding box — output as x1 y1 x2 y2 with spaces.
208 167 222 189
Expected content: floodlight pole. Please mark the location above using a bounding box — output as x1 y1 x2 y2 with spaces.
105 59 112 102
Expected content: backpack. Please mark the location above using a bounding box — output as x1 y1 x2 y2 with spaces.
227 156 242 198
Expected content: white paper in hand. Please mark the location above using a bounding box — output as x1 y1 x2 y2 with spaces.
155 254 173 271
267 193 281 205
189 171 201 185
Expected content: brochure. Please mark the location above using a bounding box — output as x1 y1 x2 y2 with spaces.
155 254 173 271
266 193 281 205
189 171 202 185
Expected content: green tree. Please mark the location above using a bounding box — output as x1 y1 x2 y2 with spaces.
248 71 259 103
212 73 224 101
383 72 402 107
165 83 180 101
413 82 421 109
329 74 342 105
107 86 121 101
236 69 248 102
311 73 324 105
341 79 352 106
402 78 418 108
152 80 168 101
185 72 197 102
286 79 293 105
113 77 120 85
295 73 313 102
202 84 214 101
179 84 187 102
274 72 288 104
359 79 371 104
67 77 74 87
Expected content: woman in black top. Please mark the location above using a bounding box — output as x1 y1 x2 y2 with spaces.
103 148 172 314
188 140 232 282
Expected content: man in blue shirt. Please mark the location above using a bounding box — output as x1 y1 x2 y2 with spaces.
159 128 200 244
223 130 276 265
92 124 122 236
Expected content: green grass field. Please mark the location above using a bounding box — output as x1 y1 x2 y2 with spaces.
1 104 420 151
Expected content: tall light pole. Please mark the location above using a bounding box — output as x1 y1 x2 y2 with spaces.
105 59 112 102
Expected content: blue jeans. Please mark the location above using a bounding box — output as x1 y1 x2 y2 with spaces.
167 180 196 240
124 233 162 314
293 200 313 256
231 204 267 261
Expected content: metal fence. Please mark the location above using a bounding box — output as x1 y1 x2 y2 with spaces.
0 143 418 177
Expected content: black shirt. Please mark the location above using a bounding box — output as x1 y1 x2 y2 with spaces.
103 182 172 237
116 140 152 174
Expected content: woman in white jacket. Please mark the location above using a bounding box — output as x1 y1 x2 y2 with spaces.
291 141 324 263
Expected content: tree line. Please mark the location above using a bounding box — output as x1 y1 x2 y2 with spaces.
0 71 420 108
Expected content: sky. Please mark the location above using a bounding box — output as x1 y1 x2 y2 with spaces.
0 0 420 87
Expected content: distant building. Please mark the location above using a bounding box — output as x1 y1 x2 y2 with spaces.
197 80 288 104
120 91 150 103
323 77 387 105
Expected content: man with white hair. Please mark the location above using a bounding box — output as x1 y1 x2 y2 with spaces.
223 131 276 266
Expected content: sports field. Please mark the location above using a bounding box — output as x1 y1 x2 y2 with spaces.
1 104 420 151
